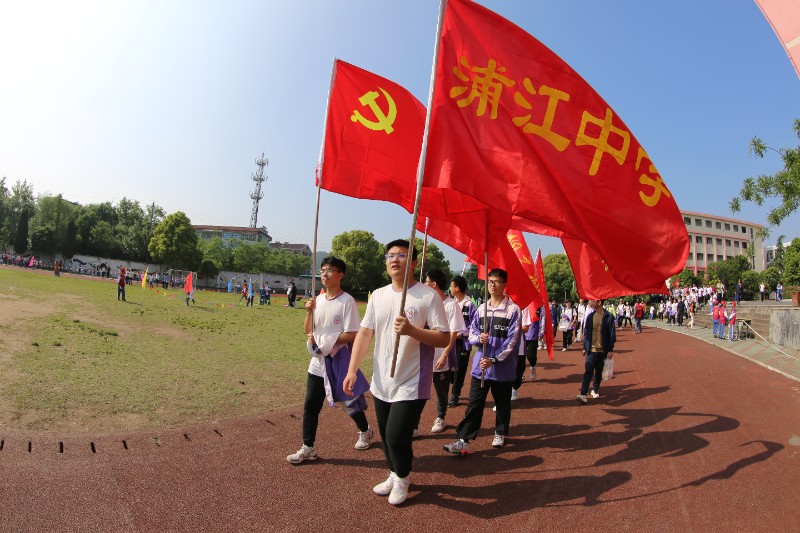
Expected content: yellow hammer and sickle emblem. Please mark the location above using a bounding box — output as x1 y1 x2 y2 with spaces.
351 87 397 134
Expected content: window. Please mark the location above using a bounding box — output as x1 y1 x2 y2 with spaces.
726 239 731 246
717 255 723 261
695 236 702 243
727 255 733 260
695 218 702 226
683 217 691 225
733 225 738 232
706 237 713 244
706 220 712 228
742 242 748 249
742 226 747 234
725 223 730 230
696 253 704 261
688 252 694 260
734 241 740 248
716 222 722 229
717 238 723 245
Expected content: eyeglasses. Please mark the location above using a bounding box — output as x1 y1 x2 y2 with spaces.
487 279 505 286
319 269 340 276
385 253 408 261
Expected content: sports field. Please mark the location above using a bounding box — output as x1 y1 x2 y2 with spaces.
0 266 370 432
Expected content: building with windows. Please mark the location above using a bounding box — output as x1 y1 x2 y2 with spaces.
765 239 794 268
193 225 272 246
681 211 765 274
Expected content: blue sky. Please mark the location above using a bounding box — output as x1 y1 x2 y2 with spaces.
1 0 798 268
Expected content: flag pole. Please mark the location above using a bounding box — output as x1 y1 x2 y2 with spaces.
390 0 447 378
461 260 468 276
481 248 488 388
419 217 430 277
311 57 339 335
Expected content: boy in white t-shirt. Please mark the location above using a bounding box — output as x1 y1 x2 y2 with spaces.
344 240 449 506
287 257 372 465
425 269 466 434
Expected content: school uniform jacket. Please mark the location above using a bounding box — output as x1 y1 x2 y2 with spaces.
468 296 521 382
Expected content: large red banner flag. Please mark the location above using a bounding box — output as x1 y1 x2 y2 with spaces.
756 0 800 80
562 238 668 300
422 0 688 292
534 250 554 361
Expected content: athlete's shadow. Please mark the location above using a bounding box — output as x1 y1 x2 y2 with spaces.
408 471 632 514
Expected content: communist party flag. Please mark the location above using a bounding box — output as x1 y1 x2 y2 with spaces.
318 59 426 210
185 272 193 294
141 267 148 289
533 249 554 361
562 238 668 300
422 0 688 292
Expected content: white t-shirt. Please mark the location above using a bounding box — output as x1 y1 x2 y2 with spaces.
306 291 361 377
361 282 448 402
434 296 466 373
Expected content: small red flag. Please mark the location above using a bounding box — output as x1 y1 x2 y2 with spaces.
423 0 688 291
185 272 193 294
563 238 668 300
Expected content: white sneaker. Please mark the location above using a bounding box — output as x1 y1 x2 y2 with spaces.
443 439 469 455
373 474 394 496
529 368 537 380
561 348 567 351
511 388 520 401
412 428 420 438
287 444 317 464
589 390 600 399
491 434 505 448
355 428 373 450
577 394 588 404
431 417 446 433
492 405 497 412
388 474 410 505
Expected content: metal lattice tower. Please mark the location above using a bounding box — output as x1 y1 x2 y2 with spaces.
249 153 269 228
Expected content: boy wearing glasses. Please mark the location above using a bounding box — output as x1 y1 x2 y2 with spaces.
444 268 521 455
344 240 450 506
286 257 373 464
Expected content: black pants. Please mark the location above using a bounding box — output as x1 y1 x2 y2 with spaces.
456 377 512 441
450 350 471 399
513 339 538 389
562 329 573 348
373 397 426 478
302 373 368 447
433 372 451 418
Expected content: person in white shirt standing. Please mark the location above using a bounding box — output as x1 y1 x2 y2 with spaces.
344 240 449 506
425 269 466 434
287 257 372 465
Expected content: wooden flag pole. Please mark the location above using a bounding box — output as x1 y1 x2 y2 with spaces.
389 0 447 378
481 249 488 388
419 217 430 277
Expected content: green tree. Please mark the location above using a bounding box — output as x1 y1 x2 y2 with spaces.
705 255 750 292
62 219 78 258
676 269 701 289
5 180 35 248
0 177 10 248
30 194 78 250
75 202 117 255
730 119 800 236
543 253 575 302
740 270 761 301
115 198 149 261
148 212 202 270
198 236 235 271
198 259 220 282
330 230 385 292
414 238 452 280
783 238 800 286
30 222 58 256
89 221 116 257
772 234 786 272
233 242 270 273
13 208 29 254
761 266 782 296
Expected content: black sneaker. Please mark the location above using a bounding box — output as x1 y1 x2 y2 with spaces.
447 396 459 407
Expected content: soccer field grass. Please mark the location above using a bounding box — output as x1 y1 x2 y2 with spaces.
0 267 371 433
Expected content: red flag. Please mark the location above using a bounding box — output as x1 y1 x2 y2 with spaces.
755 0 800 79
563 238 668 300
318 59 425 211
533 250 554 361
505 230 545 314
185 272 193 294
423 0 688 291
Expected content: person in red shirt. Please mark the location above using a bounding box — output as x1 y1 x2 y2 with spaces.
633 300 646 333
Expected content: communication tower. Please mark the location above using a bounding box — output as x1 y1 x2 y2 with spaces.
249 153 268 228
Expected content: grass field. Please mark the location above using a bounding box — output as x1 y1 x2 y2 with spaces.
0 266 371 433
